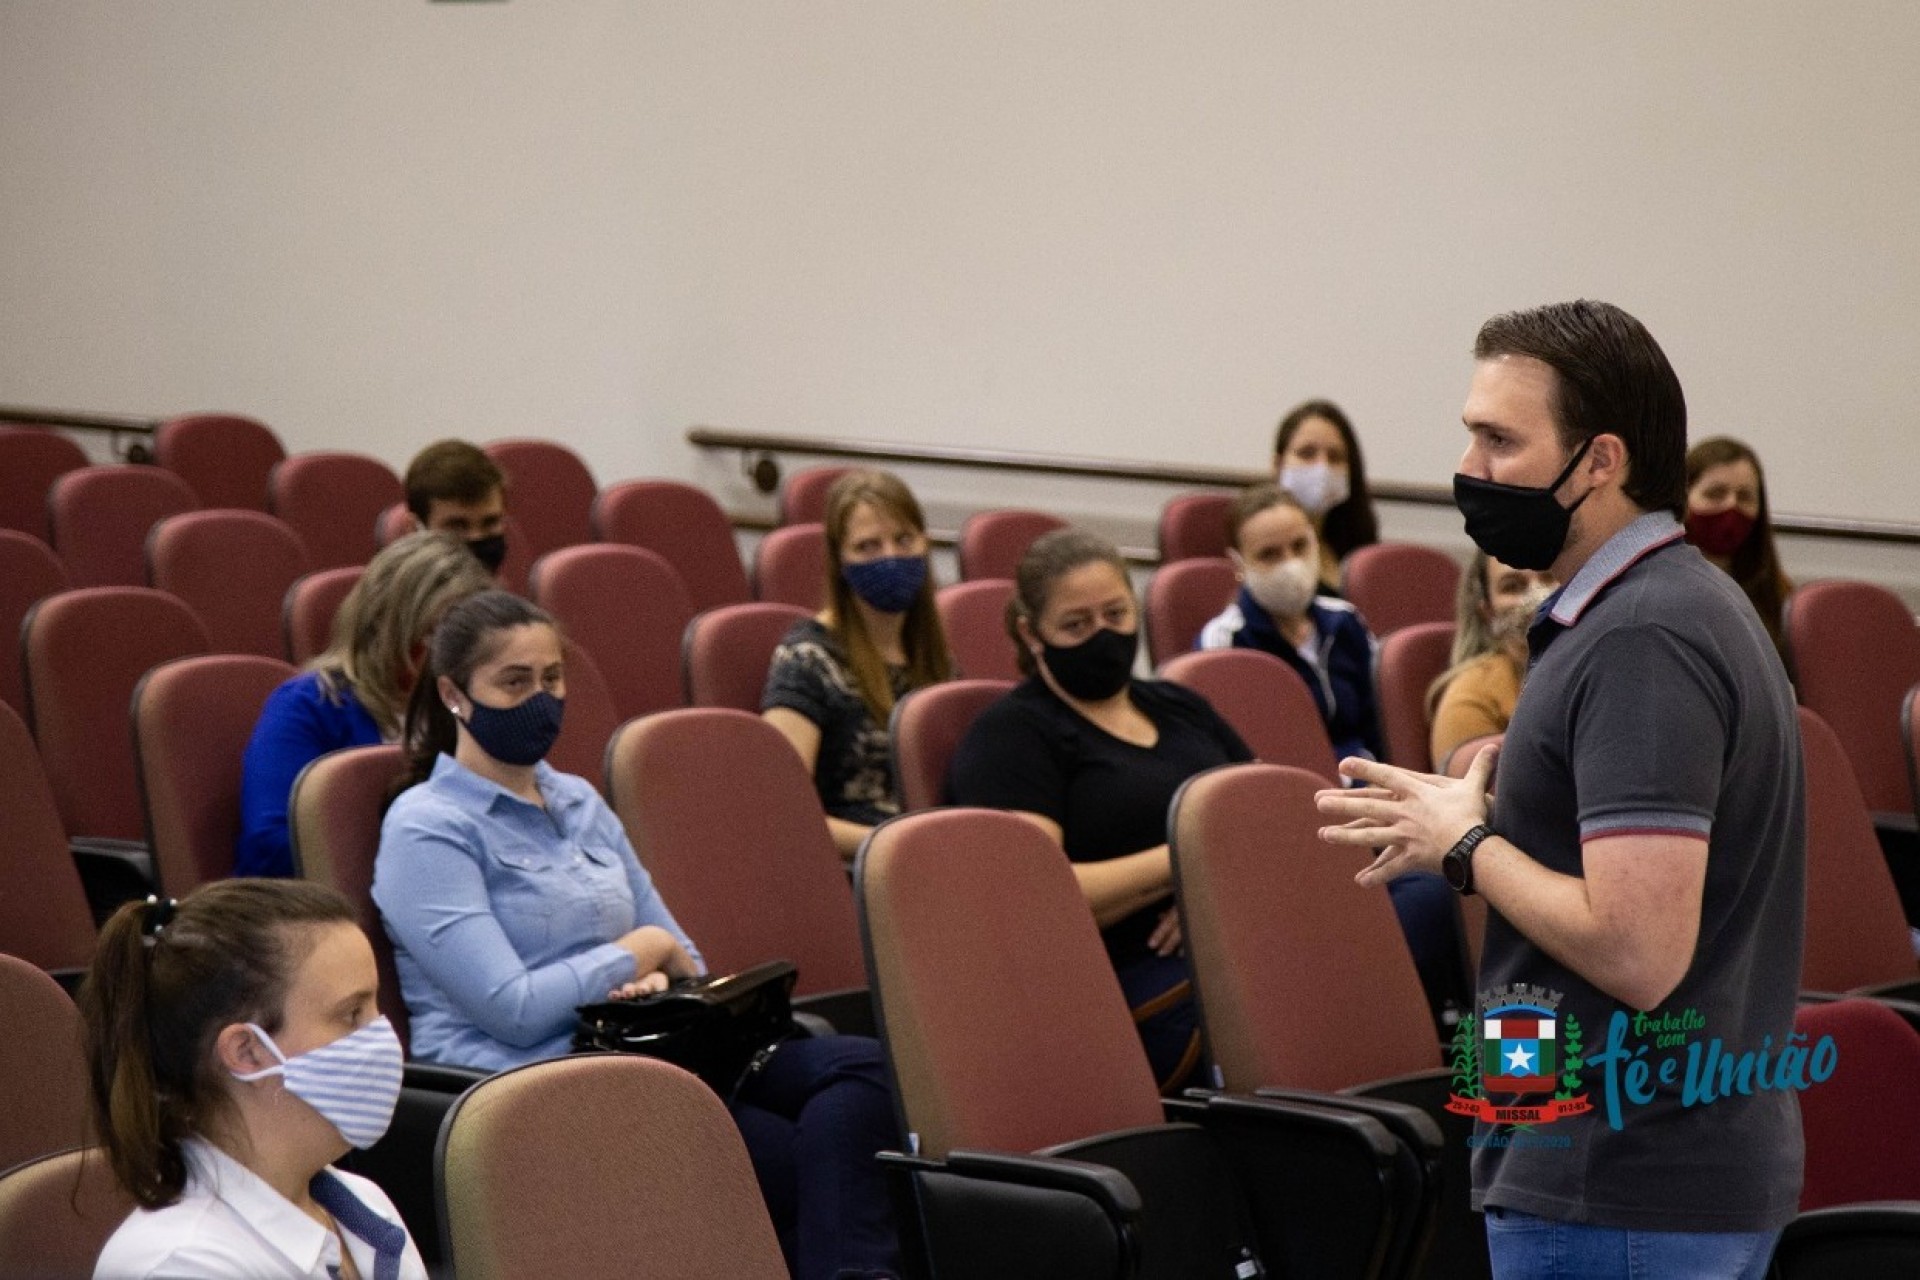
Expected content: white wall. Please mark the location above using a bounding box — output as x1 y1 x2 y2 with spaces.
3 4 1916 557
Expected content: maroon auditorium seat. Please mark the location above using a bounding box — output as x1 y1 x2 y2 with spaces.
483 438 598 562
529 544 693 723
751 522 828 610
1157 491 1234 564
153 413 287 511
47 465 198 587
1158 648 1338 781
681 602 809 712
0 703 96 975
955 508 1066 582
606 708 866 999
1143 556 1236 666
133 654 295 894
778 464 854 526
0 958 91 1177
21 587 211 841
1375 620 1456 773
890 679 1014 811
0 426 89 544
593 480 751 614
282 566 364 664
269 451 404 570
0 531 69 716
1340 542 1460 637
935 579 1021 681
147 510 310 658
1786 579 1920 820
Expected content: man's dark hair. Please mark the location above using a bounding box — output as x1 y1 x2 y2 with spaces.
404 440 506 523
1473 300 1687 517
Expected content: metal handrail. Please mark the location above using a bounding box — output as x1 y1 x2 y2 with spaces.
689 424 1920 547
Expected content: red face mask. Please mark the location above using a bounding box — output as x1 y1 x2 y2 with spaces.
1686 507 1756 558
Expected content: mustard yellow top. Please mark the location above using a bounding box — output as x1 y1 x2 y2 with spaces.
1429 651 1523 772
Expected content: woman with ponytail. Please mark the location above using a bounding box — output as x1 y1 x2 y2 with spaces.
374 590 901 1280
83 880 424 1278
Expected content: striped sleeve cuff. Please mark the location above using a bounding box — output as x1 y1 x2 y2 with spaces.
1579 810 1711 844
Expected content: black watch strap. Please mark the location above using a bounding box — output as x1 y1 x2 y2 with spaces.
1443 823 1493 895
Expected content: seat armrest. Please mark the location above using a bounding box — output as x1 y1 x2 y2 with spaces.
1769 1202 1920 1279
939 1149 1142 1219
792 986 877 1038
1167 1091 1412 1280
879 1149 1139 1280
401 1062 491 1093
69 838 155 924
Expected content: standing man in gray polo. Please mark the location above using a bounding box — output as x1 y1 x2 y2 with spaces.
1317 300 1805 1278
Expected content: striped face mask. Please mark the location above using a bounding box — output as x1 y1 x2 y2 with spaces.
231 1017 404 1150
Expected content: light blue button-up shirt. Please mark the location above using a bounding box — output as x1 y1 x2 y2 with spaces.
373 754 703 1072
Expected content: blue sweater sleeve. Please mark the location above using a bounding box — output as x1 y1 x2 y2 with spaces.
373 802 642 1050
236 675 378 877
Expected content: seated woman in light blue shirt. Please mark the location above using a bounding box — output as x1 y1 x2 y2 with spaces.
373 590 900 1280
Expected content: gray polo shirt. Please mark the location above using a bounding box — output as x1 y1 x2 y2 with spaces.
1472 511 1806 1232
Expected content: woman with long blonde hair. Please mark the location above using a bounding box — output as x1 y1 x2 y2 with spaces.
1426 549 1557 773
236 531 491 877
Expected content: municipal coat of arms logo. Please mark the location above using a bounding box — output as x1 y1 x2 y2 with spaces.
1447 983 1592 1125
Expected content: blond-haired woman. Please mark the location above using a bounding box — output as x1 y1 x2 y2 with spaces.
236 531 491 877
762 470 952 859
1426 549 1557 773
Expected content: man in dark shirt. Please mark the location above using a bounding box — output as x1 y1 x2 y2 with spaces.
1318 300 1804 1277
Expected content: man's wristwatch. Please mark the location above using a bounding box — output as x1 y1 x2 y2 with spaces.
1442 823 1493 895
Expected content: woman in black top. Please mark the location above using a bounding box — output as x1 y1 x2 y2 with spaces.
950 528 1250 1091
763 469 953 860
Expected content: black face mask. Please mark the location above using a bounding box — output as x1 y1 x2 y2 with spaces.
1453 436 1594 572
1040 626 1138 702
465 533 508 574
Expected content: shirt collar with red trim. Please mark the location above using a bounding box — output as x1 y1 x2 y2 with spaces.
1541 510 1686 630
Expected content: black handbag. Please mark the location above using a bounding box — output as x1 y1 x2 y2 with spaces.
573 959 800 1097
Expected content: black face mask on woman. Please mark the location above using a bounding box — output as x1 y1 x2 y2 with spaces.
1040 626 1138 702
1453 435 1594 572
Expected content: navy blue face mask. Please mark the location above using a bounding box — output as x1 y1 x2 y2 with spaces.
458 688 565 767
842 555 928 614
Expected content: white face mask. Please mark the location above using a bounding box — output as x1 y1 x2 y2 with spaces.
1489 581 1557 647
230 1017 405 1150
1242 556 1320 620
1278 462 1351 518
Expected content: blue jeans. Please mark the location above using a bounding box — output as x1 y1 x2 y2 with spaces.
1485 1207 1779 1279
733 1034 902 1280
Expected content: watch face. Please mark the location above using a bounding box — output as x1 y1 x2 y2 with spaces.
1443 851 1469 892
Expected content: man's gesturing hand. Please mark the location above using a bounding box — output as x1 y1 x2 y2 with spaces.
1314 744 1498 886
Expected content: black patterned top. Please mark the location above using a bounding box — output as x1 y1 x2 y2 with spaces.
760 618 912 825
